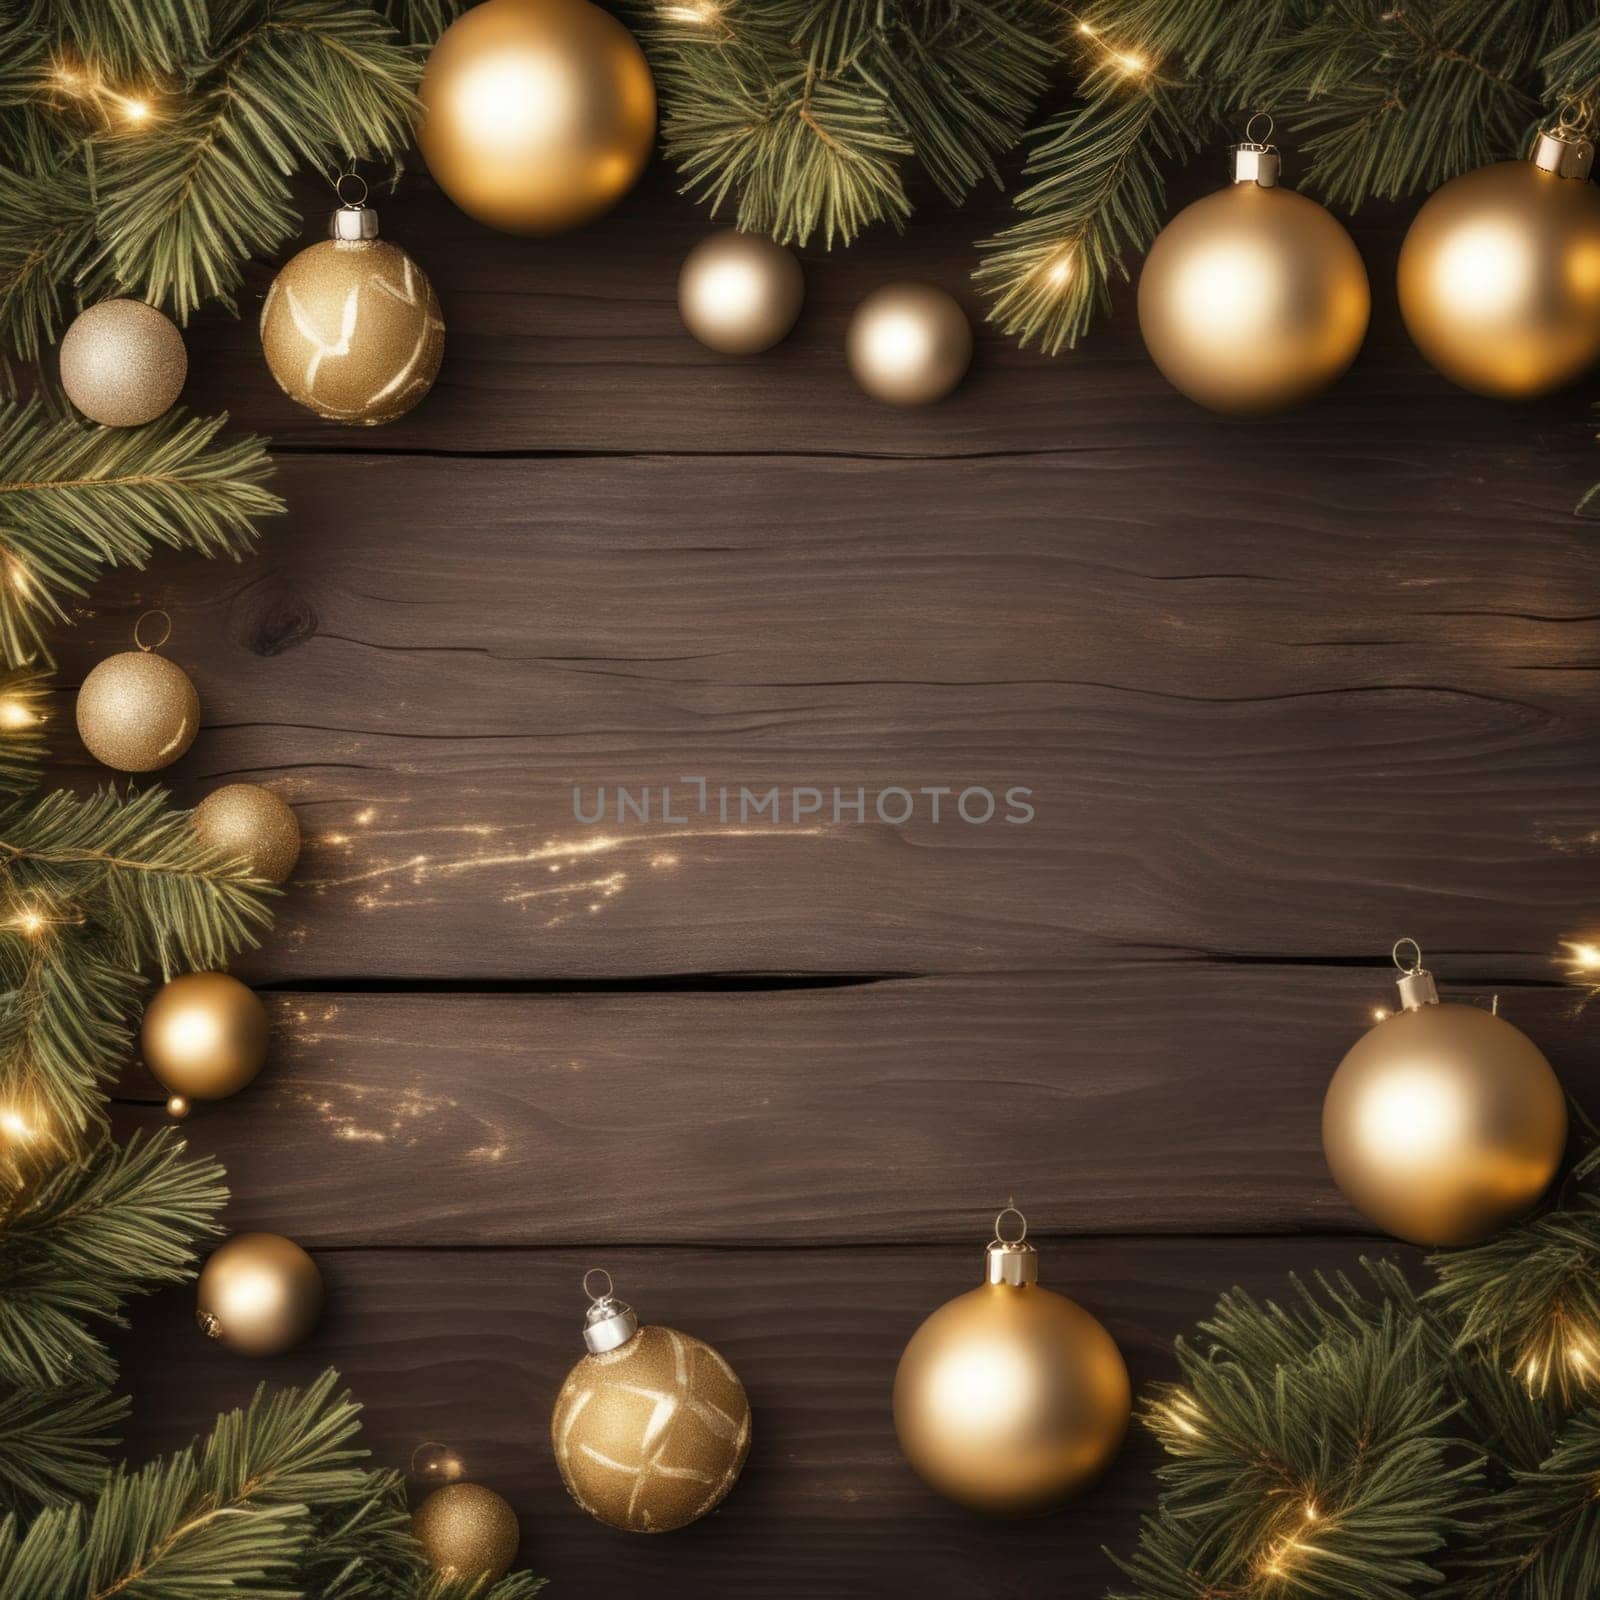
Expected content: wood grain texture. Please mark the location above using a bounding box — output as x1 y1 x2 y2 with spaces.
112 971 1596 1245
106 1238 1422 1599
47 434 1600 982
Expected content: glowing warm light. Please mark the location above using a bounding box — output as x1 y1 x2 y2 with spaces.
8 563 30 595
1433 222 1533 320
1044 252 1074 288
455 53 575 152
661 0 721 19
1115 51 1146 72
1302 1501 1319 1522
0 699 36 729
122 97 151 122
355 807 376 826
1077 20 1096 34
1356 1067 1468 1165
1563 940 1600 974
1372 1008 1389 1022
0 1108 35 1142
12 909 45 936
927 1338 1035 1433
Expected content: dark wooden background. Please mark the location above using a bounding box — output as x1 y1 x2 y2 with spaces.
61 112 1600 1595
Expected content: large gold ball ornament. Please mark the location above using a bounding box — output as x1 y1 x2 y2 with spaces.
261 203 444 425
59 298 187 427
893 1215 1131 1516
552 1273 751 1532
846 282 972 406
141 971 270 1105
412 1482 520 1581
1398 131 1600 398
1322 948 1567 1246
76 643 199 772
1138 145 1370 414
418 0 656 235
197 1232 323 1356
192 783 301 884
678 230 804 354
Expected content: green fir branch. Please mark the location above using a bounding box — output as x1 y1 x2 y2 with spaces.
0 396 282 670
0 1383 126 1516
0 1129 224 1389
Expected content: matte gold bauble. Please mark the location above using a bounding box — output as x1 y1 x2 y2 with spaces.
76 645 199 772
418 0 656 235
893 1212 1130 1516
196 1232 323 1357
261 203 444 425
141 971 269 1104
1138 142 1370 414
412 1482 519 1581
846 282 972 406
193 783 301 883
1322 947 1567 1246
59 298 187 427
552 1272 750 1532
1397 130 1600 398
678 230 804 354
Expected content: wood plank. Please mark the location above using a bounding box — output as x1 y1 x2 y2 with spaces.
44 441 1600 982
105 1237 1423 1599
159 164 1597 467
110 970 1596 1245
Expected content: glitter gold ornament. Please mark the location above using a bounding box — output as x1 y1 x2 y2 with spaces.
418 0 655 235
846 282 972 406
678 230 804 354
1398 128 1600 398
196 1232 323 1357
192 783 301 883
1322 941 1567 1247
412 1482 519 1581
893 1208 1131 1516
75 612 199 772
552 1270 751 1532
59 298 187 427
141 971 269 1108
1138 128 1370 414
260 191 444 425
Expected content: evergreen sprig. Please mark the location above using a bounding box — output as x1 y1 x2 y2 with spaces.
0 397 282 669
0 785 273 1137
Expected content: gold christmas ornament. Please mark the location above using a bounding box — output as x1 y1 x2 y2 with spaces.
141 970 269 1108
59 298 187 427
196 1232 323 1357
1322 941 1568 1247
678 230 804 354
192 783 301 884
410 1440 468 1487
893 1208 1131 1516
165 1094 191 1121
412 1482 519 1581
552 1270 751 1532
1398 127 1600 398
418 0 656 235
260 190 444 425
75 611 199 772
846 282 972 406
1138 128 1370 414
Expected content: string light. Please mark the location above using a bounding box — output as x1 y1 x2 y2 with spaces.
0 699 37 730
49 58 158 128
1074 16 1155 78
1563 939 1600 977
1372 1007 1389 1022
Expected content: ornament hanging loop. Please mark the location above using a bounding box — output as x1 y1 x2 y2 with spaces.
1244 111 1274 145
132 609 171 652
993 1204 1028 1246
1390 936 1439 1010
334 171 369 209
1229 116 1280 187
579 1266 638 1353
582 1266 614 1305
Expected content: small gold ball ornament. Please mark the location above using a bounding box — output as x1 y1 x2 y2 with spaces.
1138 134 1370 414
412 1482 520 1581
196 1232 323 1357
59 298 187 427
894 1209 1131 1516
141 971 270 1107
418 0 656 236
552 1271 751 1532
76 613 199 772
678 231 804 354
192 783 301 883
1398 129 1600 398
1322 943 1567 1246
261 195 444 425
846 282 972 406
165 1095 191 1121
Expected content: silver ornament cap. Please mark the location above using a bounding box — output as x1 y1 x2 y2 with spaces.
1531 128 1595 180
1391 936 1440 1011
580 1268 639 1353
984 1204 1039 1286
330 202 380 241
